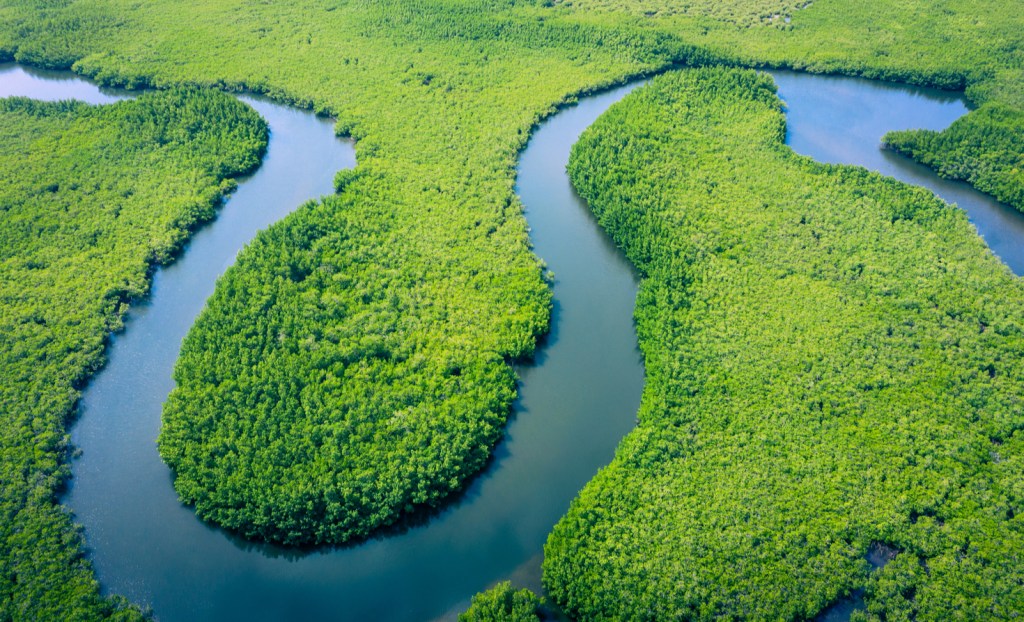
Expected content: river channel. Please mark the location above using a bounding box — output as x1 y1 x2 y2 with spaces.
1 63 1020 621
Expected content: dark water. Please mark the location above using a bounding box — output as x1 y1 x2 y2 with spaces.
2 61 1019 621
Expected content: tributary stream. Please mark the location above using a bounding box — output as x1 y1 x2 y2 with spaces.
1 63 1019 621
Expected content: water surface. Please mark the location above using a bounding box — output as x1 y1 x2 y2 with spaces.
772 70 1024 275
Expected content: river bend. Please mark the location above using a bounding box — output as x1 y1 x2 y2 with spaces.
1 63 1021 621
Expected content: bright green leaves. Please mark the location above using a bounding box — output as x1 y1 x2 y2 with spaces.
544 67 1024 620
458 582 543 622
159 157 547 545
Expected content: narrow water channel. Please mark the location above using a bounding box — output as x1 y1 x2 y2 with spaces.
771 70 1024 276
0 64 645 621
2 63 1020 621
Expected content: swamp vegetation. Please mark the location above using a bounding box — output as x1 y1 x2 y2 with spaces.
458 581 544 622
547 67 1024 620
0 0 1021 618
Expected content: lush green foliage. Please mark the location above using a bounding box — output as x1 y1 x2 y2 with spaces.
552 0 810 27
458 581 543 622
885 103 1024 212
0 0 705 547
146 2 709 546
1 0 1023 615
0 0 706 595
156 187 545 543
593 0 1024 210
545 66 1024 620
0 91 266 620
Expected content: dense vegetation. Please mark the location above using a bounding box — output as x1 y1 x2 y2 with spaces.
458 582 543 622
545 66 1024 620
0 0 1022 616
149 6 708 545
885 103 1024 212
0 92 266 618
618 0 1024 210
552 0 812 27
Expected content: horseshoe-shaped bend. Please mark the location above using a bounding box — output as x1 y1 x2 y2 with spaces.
1 63 1020 621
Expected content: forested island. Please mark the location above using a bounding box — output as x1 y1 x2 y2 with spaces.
0 0 1022 619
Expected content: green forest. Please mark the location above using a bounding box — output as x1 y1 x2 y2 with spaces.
0 0 1021 618
458 581 544 622
152 12 682 545
885 104 1024 213
0 92 265 618
546 66 1024 620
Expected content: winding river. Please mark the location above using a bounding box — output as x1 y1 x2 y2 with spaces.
1 62 1021 621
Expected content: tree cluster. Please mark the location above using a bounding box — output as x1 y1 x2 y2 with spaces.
545 67 1024 620
458 582 543 622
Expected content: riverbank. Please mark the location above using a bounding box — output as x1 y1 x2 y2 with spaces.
546 65 1024 621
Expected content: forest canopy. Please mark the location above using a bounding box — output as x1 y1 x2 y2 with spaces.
457 581 543 622
0 0 1022 617
544 66 1024 620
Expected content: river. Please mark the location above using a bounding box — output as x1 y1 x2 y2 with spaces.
1 63 1019 621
